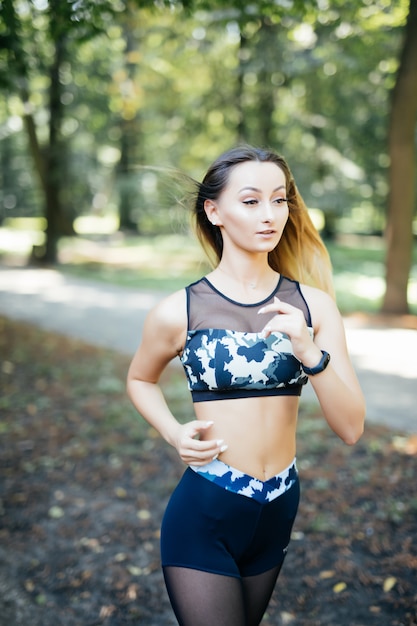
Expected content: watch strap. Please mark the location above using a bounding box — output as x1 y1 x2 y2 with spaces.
302 350 330 376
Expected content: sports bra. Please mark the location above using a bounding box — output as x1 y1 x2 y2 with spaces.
180 275 314 402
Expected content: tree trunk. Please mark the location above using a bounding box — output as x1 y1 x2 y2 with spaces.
382 0 417 314
236 31 249 142
118 117 141 232
37 0 77 264
23 110 47 193
256 19 276 147
117 8 142 232
42 33 66 264
3 0 47 226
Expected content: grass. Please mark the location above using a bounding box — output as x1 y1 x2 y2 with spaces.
57 234 417 315
328 237 417 314
328 238 388 314
59 233 211 292
1 226 417 314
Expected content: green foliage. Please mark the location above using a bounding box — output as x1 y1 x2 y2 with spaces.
0 0 414 305
0 0 408 221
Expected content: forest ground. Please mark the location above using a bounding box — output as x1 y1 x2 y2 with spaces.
1 316 416 626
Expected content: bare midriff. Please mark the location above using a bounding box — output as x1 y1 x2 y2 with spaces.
194 395 299 481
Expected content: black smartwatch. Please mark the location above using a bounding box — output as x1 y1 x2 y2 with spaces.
301 350 330 376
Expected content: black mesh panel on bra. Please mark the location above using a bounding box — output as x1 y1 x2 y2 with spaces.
187 276 312 333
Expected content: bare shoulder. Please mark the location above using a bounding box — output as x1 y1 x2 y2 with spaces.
150 289 187 325
130 288 187 381
300 283 336 308
299 283 342 332
145 288 187 341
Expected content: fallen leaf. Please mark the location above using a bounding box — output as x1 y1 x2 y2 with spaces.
48 506 65 519
291 531 304 540
383 576 397 592
137 509 151 520
404 435 417 455
126 584 138 601
127 565 150 576
99 605 116 618
392 435 417 455
333 582 347 593
319 570 335 579
115 486 127 498
2 360 14 374
79 537 103 553
35 594 47 606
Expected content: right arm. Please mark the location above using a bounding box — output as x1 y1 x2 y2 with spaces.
126 289 224 465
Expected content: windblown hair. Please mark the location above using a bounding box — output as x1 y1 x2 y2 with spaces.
193 145 334 297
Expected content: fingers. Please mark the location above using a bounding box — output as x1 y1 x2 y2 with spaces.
192 420 215 434
175 421 228 466
258 297 312 346
258 296 294 316
180 439 228 466
185 440 228 466
258 297 294 338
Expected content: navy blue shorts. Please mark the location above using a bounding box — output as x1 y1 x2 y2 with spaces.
160 462 300 578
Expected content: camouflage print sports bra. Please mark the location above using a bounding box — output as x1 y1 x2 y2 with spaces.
180 276 313 402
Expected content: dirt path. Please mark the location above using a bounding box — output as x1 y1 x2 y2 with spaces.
0 266 416 434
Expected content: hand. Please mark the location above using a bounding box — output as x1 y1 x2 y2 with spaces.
172 420 228 466
258 297 321 365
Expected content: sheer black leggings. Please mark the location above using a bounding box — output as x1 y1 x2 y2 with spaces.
163 563 283 626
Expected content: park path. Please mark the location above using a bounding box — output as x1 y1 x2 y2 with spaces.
0 266 416 434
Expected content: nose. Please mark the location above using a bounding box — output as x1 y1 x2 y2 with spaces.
261 202 274 222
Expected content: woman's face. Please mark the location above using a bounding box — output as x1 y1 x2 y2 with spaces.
205 160 289 257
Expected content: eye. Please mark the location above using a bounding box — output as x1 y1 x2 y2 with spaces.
274 197 288 204
242 199 258 206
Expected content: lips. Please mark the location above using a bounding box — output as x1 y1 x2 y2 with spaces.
257 230 276 235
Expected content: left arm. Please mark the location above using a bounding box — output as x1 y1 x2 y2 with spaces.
259 288 365 444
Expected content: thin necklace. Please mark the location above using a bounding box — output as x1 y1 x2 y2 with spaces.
216 266 276 290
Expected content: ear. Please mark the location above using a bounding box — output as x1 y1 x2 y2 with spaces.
204 199 222 226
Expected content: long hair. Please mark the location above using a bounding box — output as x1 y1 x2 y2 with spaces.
193 145 334 297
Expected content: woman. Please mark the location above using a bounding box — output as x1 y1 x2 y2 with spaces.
127 145 365 626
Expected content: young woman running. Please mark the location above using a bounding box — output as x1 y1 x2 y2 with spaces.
127 145 365 626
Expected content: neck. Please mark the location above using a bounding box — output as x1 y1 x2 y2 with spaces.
216 260 277 291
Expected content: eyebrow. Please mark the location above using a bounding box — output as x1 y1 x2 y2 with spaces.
239 185 286 193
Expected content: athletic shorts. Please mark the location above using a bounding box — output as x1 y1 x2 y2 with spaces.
160 458 300 578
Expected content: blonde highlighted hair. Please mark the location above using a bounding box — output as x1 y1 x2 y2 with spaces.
193 145 334 297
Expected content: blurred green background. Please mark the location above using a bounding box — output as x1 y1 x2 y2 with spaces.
1 0 416 315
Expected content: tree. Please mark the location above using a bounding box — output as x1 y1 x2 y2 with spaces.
0 0 191 263
116 3 144 232
382 0 417 314
1 0 414 286
0 0 118 262
204 1 416 314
